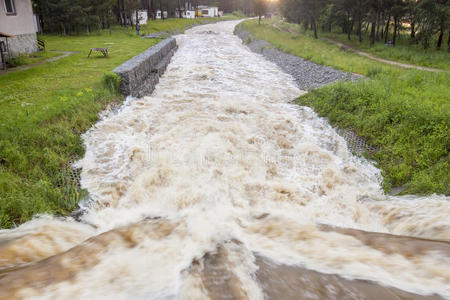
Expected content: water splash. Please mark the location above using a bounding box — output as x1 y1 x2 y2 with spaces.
0 21 448 299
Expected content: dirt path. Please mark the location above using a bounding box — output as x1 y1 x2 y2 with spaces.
271 23 448 73
321 37 449 73
0 51 78 76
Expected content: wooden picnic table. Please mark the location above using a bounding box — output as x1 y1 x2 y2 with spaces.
88 47 110 57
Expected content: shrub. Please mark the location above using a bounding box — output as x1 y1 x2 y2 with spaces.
232 10 246 18
103 72 121 95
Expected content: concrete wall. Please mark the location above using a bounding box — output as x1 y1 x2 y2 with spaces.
3 32 37 56
0 0 37 56
113 38 177 98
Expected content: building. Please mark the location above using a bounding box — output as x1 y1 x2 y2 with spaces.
0 0 37 58
176 5 220 19
132 10 169 24
198 6 219 18
175 9 195 19
132 10 148 25
155 10 168 20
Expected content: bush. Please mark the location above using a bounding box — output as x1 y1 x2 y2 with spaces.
232 10 246 18
9 55 29 67
103 72 121 94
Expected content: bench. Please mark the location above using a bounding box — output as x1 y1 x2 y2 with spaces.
88 47 110 57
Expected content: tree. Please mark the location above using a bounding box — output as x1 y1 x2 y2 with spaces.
370 0 380 46
280 0 328 38
416 0 449 49
33 0 116 33
277 0 448 51
255 0 267 24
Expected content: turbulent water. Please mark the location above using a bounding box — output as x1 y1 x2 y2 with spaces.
0 21 449 300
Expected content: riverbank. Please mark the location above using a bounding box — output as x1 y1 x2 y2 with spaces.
235 27 362 91
1 21 448 299
238 19 449 195
0 18 235 228
272 17 450 71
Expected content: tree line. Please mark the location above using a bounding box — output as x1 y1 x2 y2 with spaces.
32 0 267 34
279 0 449 50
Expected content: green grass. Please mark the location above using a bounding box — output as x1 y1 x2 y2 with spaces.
241 19 449 195
0 18 230 228
322 31 450 71
8 51 62 67
270 18 449 71
239 19 395 76
299 73 449 195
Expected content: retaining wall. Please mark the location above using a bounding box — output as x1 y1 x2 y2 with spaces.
113 37 177 97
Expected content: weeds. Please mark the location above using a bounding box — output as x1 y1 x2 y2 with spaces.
103 72 121 94
8 51 61 67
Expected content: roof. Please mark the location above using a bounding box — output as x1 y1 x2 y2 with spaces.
0 32 14 38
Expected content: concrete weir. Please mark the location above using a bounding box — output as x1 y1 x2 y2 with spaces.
113 38 177 97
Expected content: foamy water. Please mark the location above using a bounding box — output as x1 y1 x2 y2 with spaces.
0 21 449 299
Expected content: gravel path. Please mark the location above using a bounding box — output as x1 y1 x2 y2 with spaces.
235 28 362 91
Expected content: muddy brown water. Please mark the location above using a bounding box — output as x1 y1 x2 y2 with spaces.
0 20 449 299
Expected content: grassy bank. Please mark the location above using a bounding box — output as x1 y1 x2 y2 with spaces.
0 18 232 228
7 51 61 68
241 19 449 195
271 18 449 71
322 31 450 71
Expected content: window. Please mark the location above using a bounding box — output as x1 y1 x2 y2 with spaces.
202 10 209 15
4 0 15 15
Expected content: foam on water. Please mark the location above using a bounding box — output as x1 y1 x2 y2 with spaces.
0 21 448 299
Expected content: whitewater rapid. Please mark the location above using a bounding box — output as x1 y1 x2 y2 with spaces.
0 20 449 300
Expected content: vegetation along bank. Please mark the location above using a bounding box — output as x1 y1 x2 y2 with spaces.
240 19 449 195
0 17 240 228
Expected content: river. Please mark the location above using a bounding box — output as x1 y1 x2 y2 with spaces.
0 20 449 300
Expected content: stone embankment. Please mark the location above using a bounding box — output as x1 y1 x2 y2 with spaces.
113 38 177 97
235 27 361 91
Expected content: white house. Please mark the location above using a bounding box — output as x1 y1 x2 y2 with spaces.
0 0 37 59
198 6 219 17
175 9 195 19
132 10 148 25
155 10 168 19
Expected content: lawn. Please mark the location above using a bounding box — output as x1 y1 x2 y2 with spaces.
0 17 233 228
240 19 449 195
322 31 450 71
8 51 62 67
238 19 396 76
271 18 450 71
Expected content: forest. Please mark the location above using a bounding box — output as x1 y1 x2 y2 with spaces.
279 0 449 50
32 0 264 34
